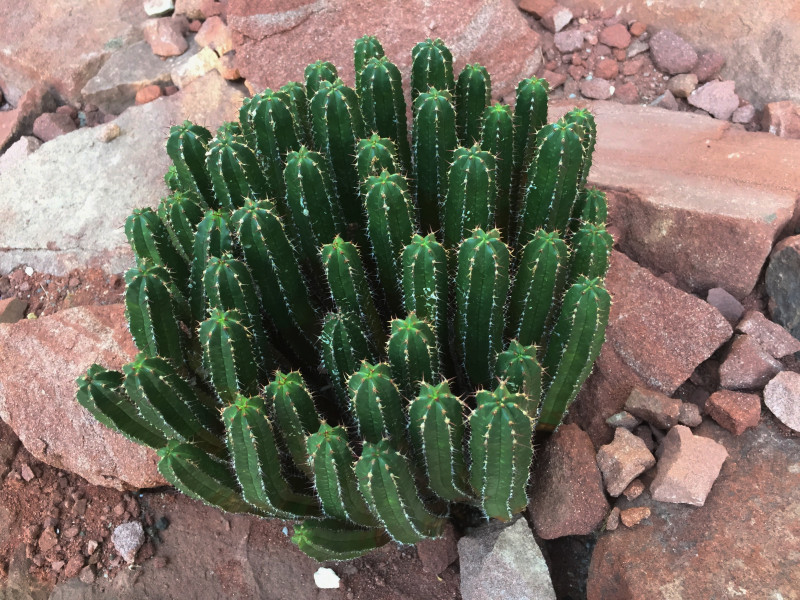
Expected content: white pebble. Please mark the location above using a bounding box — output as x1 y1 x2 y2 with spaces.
24 266 34 276
314 567 340 589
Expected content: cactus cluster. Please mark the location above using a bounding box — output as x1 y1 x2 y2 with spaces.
76 35 612 561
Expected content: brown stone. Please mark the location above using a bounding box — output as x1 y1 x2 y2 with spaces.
619 506 649 527
766 234 800 339
761 101 800 139
518 0 555 18
622 479 644 500
134 84 163 105
719 334 782 390
548 101 800 299
628 21 647 37
692 50 725 84
218 52 241 80
613 81 639 104
195 16 233 56
650 89 678 110
38 527 58 552
650 425 727 506
666 73 697 98
648 29 698 74
596 427 656 497
143 17 189 58
598 23 630 49
0 297 27 323
621 57 645 76
175 0 222 19
605 507 620 531
0 305 165 489
228 0 543 104
624 387 681 429
32 112 77 142
706 390 760 435
567 251 732 447
736 310 800 358
529 424 609 539
677 402 702 427
687 80 740 121
594 58 618 80
580 77 613 100
415 522 458 575
64 555 84 578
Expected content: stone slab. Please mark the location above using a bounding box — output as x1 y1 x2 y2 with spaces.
0 72 244 276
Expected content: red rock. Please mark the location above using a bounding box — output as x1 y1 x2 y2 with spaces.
692 50 725 83
195 15 233 56
622 479 644 500
648 29 698 74
687 80 739 121
650 89 678 110
38 527 58 552
540 69 566 90
619 506 649 527
763 371 800 432
134 84 163 105
650 425 727 506
554 30 585 53
706 287 744 323
218 52 241 80
719 334 782 390
624 387 681 430
567 252 732 447
678 402 702 427
529 424 609 539
0 297 27 323
541 5 573 33
580 77 613 100
518 0 555 18
596 427 655 497
706 390 760 435
598 24 630 49
0 305 165 490
590 419 799 596
228 0 543 103
605 507 620 530
164 85 179 95
567 64 585 81
175 0 222 19
32 112 77 142
415 522 458 575
761 101 800 138
612 48 626 61
143 17 189 57
605 411 640 430
55 105 79 120
594 58 618 80
0 108 23 151
736 310 800 358
621 57 644 76
628 21 647 37
613 82 639 104
64 555 85 578
188 19 202 32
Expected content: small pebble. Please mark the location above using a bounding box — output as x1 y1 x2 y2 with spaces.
606 507 620 531
24 266 34 276
20 463 35 482
620 506 651 527
314 567 341 589
97 123 121 143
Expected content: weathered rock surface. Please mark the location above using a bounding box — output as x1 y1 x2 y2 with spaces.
765 234 800 339
762 100 800 139
0 0 143 106
648 29 697 74
31 112 76 142
650 425 727 506
458 518 556 600
0 304 164 490
588 417 798 598
736 310 800 358
0 72 244 275
763 371 800 432
415 522 459 576
228 0 543 102
677 402 702 427
0 85 56 152
706 287 744 323
624 387 681 429
0 135 41 174
0 297 27 324
595 427 656 497
619 506 649 527
142 16 189 57
568 251 732 446
81 40 199 114
528 424 609 539
551 101 800 299
706 390 761 435
111 522 145 563
687 80 740 121
719 334 782 390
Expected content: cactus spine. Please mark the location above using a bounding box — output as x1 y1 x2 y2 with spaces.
320 312 374 405
480 103 514 239
387 313 439 398
292 519 390 562
443 144 497 250
205 123 269 210
512 78 549 201
455 64 491 146
267 371 321 477
495 341 542 413
402 234 449 353
348 361 407 446
568 222 613 283
165 121 215 207
304 60 338 100
353 35 385 91
356 134 397 181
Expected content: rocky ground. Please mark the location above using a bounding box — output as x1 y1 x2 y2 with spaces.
1 0 799 598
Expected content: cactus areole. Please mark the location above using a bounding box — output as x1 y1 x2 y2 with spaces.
77 36 612 561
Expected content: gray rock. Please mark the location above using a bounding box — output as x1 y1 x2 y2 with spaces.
648 29 698 74
731 103 756 124
81 40 199 114
144 0 175 17
765 234 800 339
554 29 584 53
707 287 744 323
458 518 556 600
0 136 41 174
0 72 244 275
687 80 740 121
650 89 678 111
763 371 800 432
580 77 614 100
626 39 649 58
605 411 641 430
111 521 145 563
678 402 702 427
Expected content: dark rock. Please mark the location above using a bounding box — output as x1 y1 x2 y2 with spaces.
648 29 698 74
415 522 458 576
0 297 27 323
529 424 609 539
719 334 782 390
765 235 800 338
706 390 761 435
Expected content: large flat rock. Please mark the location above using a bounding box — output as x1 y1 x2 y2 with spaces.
0 304 164 490
553 101 800 299
0 72 244 276
228 0 542 102
0 0 145 105
587 416 800 599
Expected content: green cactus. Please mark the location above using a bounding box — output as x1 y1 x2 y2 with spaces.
79 35 613 563
455 64 491 146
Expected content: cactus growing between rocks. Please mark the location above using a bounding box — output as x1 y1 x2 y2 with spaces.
76 36 611 561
